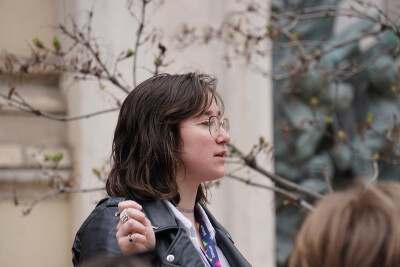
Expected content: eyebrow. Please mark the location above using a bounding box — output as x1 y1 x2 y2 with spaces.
203 110 221 116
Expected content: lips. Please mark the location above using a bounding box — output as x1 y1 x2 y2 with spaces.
214 150 226 157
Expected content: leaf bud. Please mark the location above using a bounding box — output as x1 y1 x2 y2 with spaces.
33 37 44 48
366 112 373 124
372 153 380 161
338 130 346 141
324 116 332 124
92 168 101 178
309 97 319 106
154 59 161 67
53 37 61 51
126 49 135 57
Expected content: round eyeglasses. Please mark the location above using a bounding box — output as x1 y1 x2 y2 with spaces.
200 116 230 139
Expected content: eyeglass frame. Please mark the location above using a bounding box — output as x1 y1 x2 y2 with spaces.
198 116 230 139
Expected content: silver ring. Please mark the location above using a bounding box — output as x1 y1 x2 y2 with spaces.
119 208 130 223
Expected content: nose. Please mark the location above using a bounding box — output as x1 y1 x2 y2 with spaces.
216 127 230 144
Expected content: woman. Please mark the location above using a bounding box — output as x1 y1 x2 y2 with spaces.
72 73 251 266
289 180 400 267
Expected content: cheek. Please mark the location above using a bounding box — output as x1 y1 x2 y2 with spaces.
181 134 213 163
184 138 211 158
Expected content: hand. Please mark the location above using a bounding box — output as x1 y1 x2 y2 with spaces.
116 200 156 254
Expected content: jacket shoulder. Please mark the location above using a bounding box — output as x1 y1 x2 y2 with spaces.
72 197 126 265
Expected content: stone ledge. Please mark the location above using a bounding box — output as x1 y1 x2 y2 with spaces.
0 74 65 114
0 145 71 168
0 116 68 145
0 168 71 183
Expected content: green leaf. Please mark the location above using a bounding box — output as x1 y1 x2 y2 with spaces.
92 168 101 178
33 37 43 48
366 112 373 124
53 37 61 51
43 152 51 161
266 24 274 34
309 97 319 106
126 49 135 57
51 152 63 162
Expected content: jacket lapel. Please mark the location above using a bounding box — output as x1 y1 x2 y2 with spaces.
141 199 205 266
141 199 251 267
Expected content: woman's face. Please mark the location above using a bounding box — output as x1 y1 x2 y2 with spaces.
178 98 230 184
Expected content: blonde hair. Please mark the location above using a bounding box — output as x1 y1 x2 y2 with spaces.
289 181 400 267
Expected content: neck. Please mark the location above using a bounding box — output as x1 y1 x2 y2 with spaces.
176 206 194 213
176 171 207 252
176 170 199 214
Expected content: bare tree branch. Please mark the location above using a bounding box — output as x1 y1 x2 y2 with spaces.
227 143 323 200
0 92 120 121
58 24 130 94
22 186 105 215
227 173 314 212
133 0 148 87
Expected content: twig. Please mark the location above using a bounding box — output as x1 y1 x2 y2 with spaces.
227 173 314 212
22 186 105 215
227 143 323 200
0 93 120 121
58 24 130 94
132 0 148 87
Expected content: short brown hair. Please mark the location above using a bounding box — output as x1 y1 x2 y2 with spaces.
106 73 224 204
289 181 400 267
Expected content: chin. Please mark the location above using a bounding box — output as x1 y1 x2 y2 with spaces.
202 168 226 182
213 171 226 180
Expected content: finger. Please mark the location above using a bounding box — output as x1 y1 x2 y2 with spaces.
144 217 152 228
125 208 147 224
116 209 131 231
118 200 142 213
128 233 147 246
121 219 146 238
116 201 143 230
119 233 148 253
116 217 147 239
117 207 147 231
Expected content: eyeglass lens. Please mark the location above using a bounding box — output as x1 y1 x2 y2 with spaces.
209 117 229 138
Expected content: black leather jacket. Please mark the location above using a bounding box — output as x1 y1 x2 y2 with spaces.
72 197 251 267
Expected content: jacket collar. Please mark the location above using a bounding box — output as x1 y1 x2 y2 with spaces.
141 198 231 238
140 198 179 232
139 198 251 266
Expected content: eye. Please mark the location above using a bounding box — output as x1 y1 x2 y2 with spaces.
200 120 210 126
